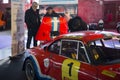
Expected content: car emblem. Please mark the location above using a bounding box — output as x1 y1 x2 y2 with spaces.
44 58 50 68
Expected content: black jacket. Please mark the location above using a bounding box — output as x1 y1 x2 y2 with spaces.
25 7 41 32
68 16 87 32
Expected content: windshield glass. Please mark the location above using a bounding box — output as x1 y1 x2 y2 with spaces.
89 37 120 65
103 37 120 48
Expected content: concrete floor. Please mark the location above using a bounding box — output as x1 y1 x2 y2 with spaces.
0 30 11 60
0 29 39 60
0 30 26 80
0 54 26 80
0 29 36 80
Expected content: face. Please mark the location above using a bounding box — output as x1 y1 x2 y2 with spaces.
47 9 53 14
32 2 38 11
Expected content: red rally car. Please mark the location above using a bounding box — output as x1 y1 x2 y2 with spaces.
23 30 120 80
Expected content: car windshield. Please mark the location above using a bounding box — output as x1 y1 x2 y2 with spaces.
89 37 120 65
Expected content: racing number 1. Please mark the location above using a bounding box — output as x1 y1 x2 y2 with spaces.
62 59 80 80
68 62 73 76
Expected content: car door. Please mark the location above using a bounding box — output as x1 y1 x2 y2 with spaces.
46 39 98 80
61 40 97 80
46 39 80 80
46 39 63 80
61 40 99 80
60 40 80 80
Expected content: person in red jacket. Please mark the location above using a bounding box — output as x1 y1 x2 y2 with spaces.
36 7 68 42
36 16 68 41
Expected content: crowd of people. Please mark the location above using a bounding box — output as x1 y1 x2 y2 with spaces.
24 2 89 49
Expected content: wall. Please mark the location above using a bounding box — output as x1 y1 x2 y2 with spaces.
78 0 103 24
103 0 120 29
0 1 11 13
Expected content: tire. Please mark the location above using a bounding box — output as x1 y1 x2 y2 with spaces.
24 59 37 80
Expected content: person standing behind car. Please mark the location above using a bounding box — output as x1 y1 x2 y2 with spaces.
25 2 41 49
68 16 87 32
44 7 60 17
35 6 68 41
98 19 104 30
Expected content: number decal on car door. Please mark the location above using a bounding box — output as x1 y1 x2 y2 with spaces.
62 59 81 80
68 62 73 77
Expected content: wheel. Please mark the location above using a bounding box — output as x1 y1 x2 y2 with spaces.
24 59 37 80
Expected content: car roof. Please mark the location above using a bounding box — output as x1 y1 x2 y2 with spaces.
57 30 120 43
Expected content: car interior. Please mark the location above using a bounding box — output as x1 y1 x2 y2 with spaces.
89 38 120 64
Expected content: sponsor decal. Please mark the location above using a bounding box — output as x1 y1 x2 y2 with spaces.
102 70 116 78
62 59 80 80
44 58 50 68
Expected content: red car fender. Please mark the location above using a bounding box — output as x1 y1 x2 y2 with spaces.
26 48 54 79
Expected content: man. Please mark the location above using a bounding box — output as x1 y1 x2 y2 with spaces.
98 19 104 30
44 7 60 17
25 2 41 49
35 7 68 41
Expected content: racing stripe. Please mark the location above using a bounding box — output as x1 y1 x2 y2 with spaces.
29 55 55 80
51 17 59 31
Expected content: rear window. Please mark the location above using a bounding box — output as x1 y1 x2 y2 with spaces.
89 37 120 64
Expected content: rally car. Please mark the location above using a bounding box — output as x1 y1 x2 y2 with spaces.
23 30 120 80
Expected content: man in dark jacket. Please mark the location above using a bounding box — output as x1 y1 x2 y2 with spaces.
68 16 87 32
25 2 41 49
44 7 60 17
